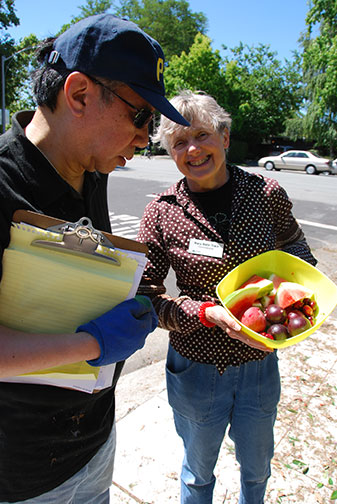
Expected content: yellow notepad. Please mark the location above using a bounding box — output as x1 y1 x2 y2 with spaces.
0 213 148 393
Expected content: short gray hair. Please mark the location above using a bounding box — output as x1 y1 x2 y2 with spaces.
153 90 232 153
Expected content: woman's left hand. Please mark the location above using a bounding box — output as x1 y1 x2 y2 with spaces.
204 305 273 352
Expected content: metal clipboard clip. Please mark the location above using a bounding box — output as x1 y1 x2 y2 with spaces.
31 217 120 266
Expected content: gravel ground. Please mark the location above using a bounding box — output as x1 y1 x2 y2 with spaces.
313 245 337 319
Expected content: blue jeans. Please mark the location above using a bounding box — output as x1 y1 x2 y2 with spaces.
166 345 281 504
3 422 116 504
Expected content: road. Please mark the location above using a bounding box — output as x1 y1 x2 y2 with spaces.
107 156 337 248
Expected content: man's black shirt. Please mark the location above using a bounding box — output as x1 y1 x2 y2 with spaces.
0 112 123 502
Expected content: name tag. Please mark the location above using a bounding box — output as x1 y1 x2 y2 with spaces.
188 238 224 258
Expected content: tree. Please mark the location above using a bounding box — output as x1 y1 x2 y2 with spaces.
1 1 38 124
76 0 114 17
60 0 114 33
114 0 207 60
0 0 20 96
3 0 114 121
161 34 251 161
0 0 19 32
164 33 227 100
300 0 337 156
4 35 39 114
222 43 303 145
161 37 302 160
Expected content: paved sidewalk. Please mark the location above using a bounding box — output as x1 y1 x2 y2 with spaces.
110 318 337 503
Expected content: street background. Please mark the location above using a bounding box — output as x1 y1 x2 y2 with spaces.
108 155 337 339
107 156 337 503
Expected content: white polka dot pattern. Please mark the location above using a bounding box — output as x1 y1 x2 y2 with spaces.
137 165 317 374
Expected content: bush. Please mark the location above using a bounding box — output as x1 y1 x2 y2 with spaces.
228 139 249 164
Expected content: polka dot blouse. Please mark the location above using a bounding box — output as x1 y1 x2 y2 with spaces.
137 165 317 374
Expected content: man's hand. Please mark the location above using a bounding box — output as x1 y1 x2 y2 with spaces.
204 305 272 352
76 296 158 366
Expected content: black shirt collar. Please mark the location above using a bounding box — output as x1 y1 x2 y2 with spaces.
8 111 101 208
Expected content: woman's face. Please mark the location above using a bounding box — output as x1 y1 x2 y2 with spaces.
169 120 230 192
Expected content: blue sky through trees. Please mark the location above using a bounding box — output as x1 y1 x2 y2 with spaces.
10 0 310 62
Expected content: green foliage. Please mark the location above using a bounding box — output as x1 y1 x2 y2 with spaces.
114 0 207 60
1 0 21 98
164 34 226 99
227 138 248 164
306 0 337 30
0 0 19 33
2 0 115 121
77 0 114 17
300 0 337 155
60 0 114 33
222 43 303 144
5 35 39 114
164 36 302 154
1 1 38 123
284 114 305 141
3 0 334 159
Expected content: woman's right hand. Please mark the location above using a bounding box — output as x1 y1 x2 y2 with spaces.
204 305 272 352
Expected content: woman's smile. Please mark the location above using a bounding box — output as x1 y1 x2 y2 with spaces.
188 155 211 167
170 121 230 192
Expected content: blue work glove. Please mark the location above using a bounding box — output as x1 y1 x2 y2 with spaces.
76 296 158 366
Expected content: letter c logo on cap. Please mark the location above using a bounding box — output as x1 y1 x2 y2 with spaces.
157 58 164 81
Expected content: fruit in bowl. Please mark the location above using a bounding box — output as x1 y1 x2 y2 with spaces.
267 323 289 341
223 274 318 341
287 311 311 336
216 250 337 349
239 306 267 333
264 304 287 324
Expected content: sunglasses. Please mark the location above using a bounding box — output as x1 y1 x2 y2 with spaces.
88 76 154 129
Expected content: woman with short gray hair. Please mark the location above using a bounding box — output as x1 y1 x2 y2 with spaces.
138 90 316 504
154 90 232 153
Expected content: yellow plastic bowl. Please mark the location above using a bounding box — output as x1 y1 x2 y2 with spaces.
216 250 337 349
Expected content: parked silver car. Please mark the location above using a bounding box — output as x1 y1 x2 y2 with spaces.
332 158 337 175
258 150 332 174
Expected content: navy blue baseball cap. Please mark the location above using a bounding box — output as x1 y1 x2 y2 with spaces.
48 14 189 126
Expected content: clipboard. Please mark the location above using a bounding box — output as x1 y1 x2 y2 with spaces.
0 210 149 393
13 209 148 256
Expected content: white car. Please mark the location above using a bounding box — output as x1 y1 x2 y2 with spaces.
258 150 332 175
332 158 337 175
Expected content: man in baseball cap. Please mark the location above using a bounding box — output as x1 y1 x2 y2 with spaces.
48 14 189 127
0 14 183 503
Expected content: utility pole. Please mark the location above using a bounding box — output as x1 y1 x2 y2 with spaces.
1 46 36 133
1 54 9 134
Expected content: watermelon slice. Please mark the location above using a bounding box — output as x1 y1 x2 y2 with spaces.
268 273 287 293
239 275 273 298
260 294 275 308
223 285 261 319
274 282 314 309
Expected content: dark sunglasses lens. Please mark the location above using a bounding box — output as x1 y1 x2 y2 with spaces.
134 109 153 129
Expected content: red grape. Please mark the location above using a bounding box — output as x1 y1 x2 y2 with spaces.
268 324 289 340
287 309 305 319
287 315 311 336
265 304 287 324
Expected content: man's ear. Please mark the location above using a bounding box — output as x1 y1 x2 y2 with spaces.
63 72 92 117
